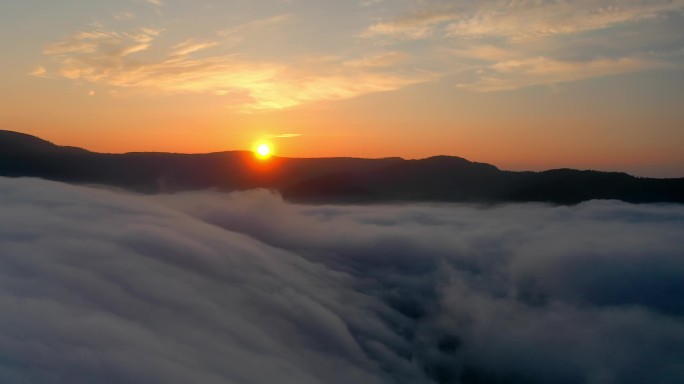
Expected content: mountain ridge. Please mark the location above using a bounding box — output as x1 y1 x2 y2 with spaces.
0 129 682 204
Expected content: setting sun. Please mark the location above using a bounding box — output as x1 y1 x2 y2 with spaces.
255 142 272 159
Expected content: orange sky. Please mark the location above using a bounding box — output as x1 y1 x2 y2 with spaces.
2 0 684 177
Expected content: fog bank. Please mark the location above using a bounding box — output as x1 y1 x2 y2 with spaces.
1 177 683 383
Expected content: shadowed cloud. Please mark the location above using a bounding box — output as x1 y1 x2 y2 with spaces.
1 177 683 383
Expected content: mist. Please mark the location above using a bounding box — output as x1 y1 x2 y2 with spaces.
1 177 683 383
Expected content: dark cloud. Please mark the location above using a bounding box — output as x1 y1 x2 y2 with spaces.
1 178 683 383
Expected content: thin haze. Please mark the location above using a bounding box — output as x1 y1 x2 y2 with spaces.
0 177 683 383
0 1 683 176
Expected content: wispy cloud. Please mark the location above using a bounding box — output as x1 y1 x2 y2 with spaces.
29 66 47 77
218 14 292 47
343 51 407 68
362 0 684 91
444 44 518 62
364 0 684 41
170 40 219 56
234 13 292 31
458 56 667 92
267 133 302 138
363 12 457 40
113 11 136 21
43 27 161 56
444 0 684 41
39 25 430 111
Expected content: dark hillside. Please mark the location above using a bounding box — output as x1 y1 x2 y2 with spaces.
1 130 682 204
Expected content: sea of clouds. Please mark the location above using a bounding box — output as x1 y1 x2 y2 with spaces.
0 176 682 384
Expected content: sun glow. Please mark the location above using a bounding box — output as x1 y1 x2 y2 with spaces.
255 142 273 159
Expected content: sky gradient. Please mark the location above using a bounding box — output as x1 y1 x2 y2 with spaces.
2 0 683 177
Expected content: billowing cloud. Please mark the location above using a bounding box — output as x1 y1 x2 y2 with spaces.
0 178 391 384
38 24 428 111
1 176 683 383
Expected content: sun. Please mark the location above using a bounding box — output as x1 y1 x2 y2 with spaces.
254 142 272 159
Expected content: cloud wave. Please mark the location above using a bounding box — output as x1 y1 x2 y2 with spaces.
1 177 683 383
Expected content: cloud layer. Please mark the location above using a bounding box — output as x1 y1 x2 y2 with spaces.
1 177 683 383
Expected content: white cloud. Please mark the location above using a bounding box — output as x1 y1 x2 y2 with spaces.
2 177 683 383
0 178 390 384
2 178 684 383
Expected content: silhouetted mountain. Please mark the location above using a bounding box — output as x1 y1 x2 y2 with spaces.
0 130 403 193
1 130 682 204
0 130 89 156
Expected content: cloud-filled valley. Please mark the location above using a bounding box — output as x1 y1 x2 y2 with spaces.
1 177 683 383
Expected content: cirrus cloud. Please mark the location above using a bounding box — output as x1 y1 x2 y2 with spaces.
457 56 667 92
362 0 684 92
38 24 430 112
364 0 684 41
